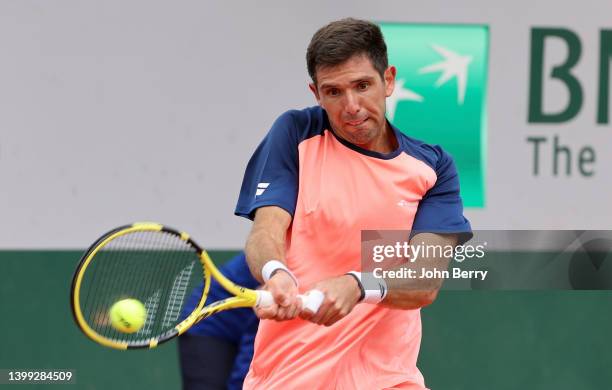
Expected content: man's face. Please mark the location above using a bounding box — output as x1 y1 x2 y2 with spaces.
309 55 396 150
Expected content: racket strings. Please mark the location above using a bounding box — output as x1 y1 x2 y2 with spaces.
112 230 162 341
149 231 190 338
78 230 204 343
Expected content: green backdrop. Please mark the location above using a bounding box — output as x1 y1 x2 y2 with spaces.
1 251 610 389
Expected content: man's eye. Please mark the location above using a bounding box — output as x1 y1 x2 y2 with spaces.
328 88 340 96
358 82 369 90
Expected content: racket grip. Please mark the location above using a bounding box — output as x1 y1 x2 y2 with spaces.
255 289 324 314
299 289 324 314
256 290 275 307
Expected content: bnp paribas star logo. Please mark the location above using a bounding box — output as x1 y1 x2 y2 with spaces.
380 23 489 208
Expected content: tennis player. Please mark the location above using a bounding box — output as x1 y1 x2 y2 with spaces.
235 18 472 389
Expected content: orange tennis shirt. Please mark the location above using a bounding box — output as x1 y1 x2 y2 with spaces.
235 106 471 389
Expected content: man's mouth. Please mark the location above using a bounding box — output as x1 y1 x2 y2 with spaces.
346 117 368 126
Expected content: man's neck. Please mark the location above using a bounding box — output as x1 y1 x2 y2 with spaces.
365 123 398 154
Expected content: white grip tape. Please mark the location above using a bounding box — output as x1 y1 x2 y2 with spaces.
299 289 324 313
255 289 324 314
256 290 275 307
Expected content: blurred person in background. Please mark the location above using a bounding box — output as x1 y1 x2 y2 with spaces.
178 252 258 390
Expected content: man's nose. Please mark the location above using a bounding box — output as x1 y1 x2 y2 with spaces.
344 91 361 116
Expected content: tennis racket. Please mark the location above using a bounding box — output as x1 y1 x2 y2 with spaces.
70 222 323 350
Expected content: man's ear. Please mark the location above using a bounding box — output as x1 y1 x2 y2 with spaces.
309 83 321 103
384 66 397 98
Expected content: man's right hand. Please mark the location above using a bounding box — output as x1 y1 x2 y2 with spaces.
254 270 301 321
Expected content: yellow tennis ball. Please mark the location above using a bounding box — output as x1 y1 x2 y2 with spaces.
109 299 147 333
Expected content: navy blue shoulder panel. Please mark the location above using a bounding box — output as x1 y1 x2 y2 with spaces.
396 128 473 244
395 128 442 171
287 105 329 142
234 106 325 220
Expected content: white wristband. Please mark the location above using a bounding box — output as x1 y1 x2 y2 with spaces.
261 260 298 286
347 271 388 304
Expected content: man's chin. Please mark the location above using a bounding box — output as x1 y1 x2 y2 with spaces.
331 123 377 146
346 133 376 147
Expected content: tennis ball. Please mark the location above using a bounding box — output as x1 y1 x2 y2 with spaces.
109 298 147 333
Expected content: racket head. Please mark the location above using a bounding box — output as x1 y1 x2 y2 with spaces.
70 223 212 349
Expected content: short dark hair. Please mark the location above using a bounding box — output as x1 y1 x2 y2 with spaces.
306 18 388 85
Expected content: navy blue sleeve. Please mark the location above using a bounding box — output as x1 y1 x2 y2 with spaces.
235 111 300 220
412 146 473 244
182 253 259 343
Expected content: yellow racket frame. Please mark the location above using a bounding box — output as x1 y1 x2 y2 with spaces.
71 222 260 350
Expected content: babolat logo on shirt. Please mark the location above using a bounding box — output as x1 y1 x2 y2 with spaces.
379 23 489 208
256 182 270 196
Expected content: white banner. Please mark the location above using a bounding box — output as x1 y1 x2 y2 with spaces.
0 0 610 248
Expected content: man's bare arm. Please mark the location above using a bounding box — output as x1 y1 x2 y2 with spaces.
245 206 292 282
245 206 302 320
301 233 459 326
380 233 459 310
